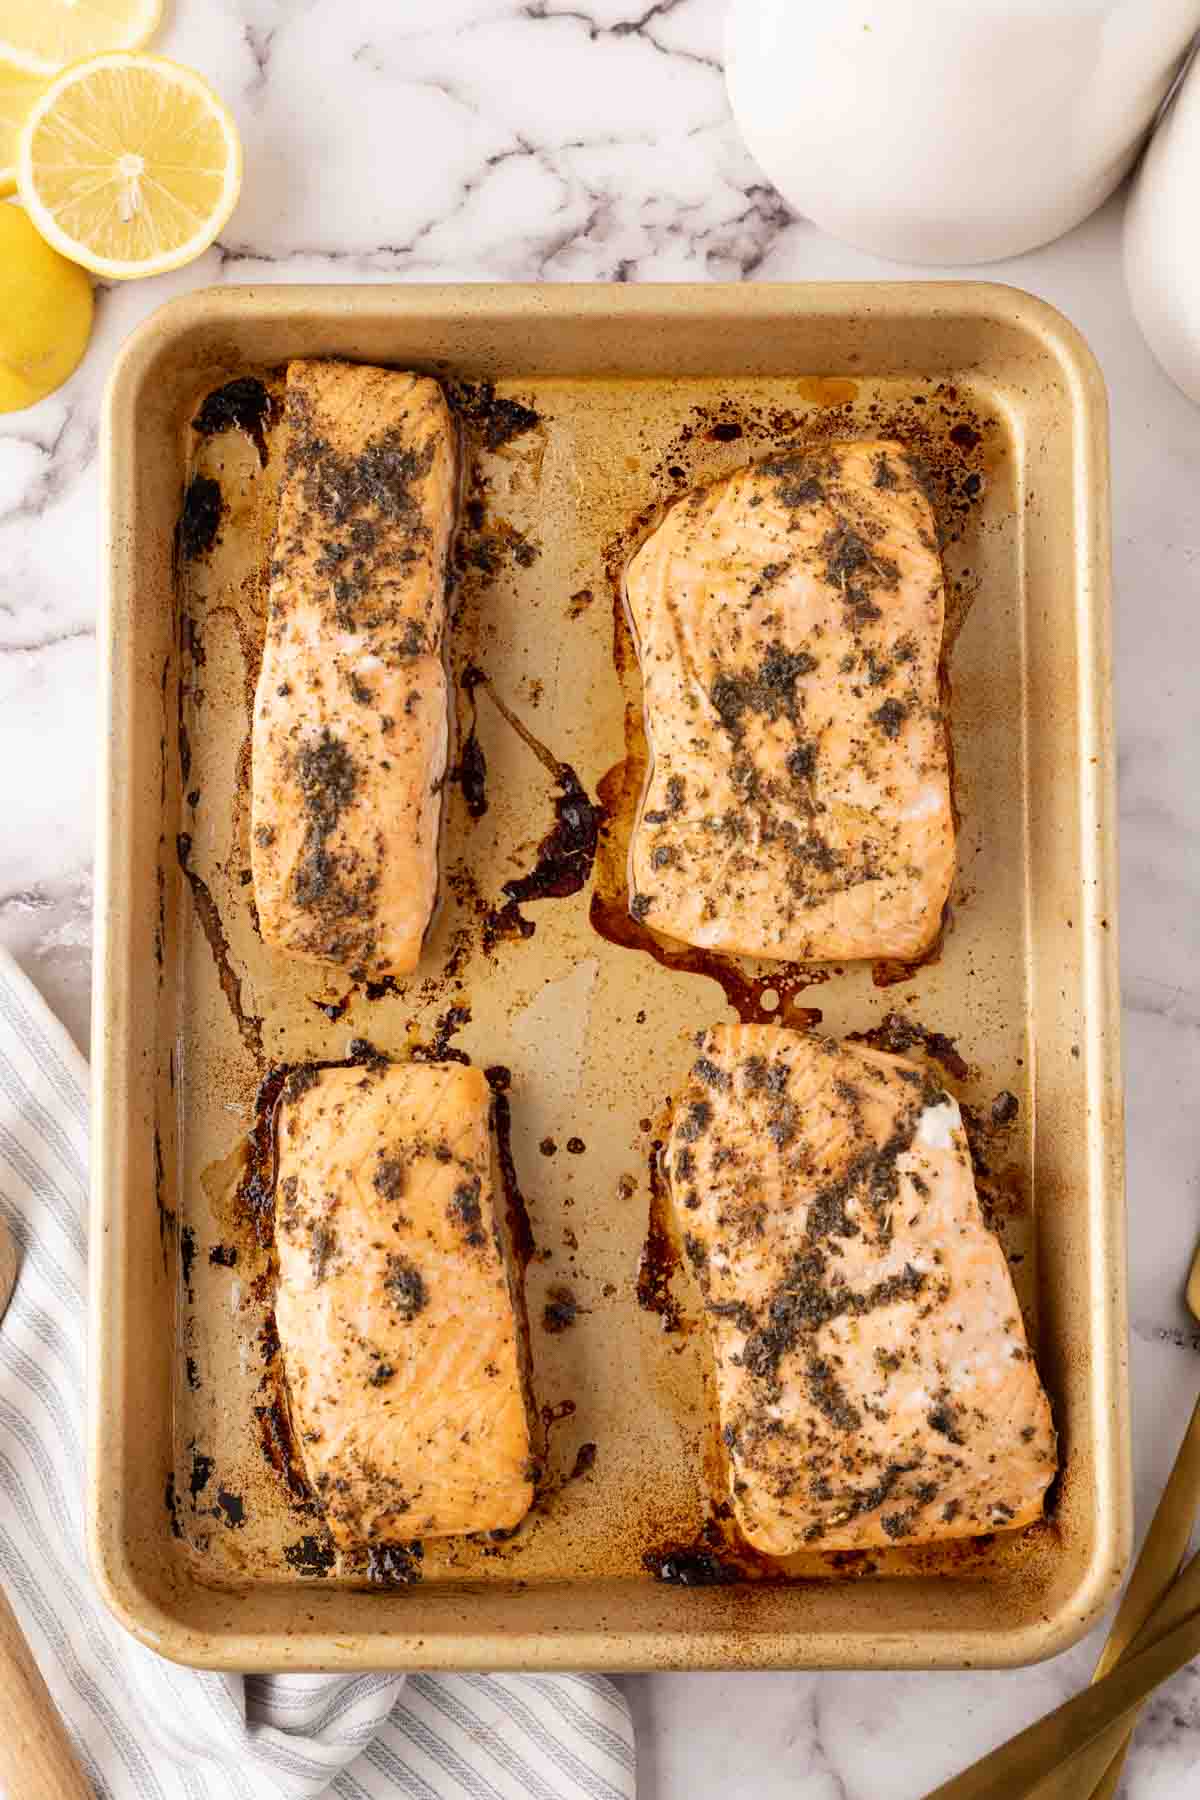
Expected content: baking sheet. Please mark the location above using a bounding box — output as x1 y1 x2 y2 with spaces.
92 285 1128 1669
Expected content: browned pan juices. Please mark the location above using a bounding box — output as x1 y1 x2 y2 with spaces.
169 363 1047 1595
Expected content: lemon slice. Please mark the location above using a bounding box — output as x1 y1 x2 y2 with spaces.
17 52 241 280
0 59 43 192
0 0 161 76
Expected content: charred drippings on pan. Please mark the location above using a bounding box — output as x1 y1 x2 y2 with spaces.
176 475 224 562
215 1487 246 1529
446 378 541 453
466 676 602 948
846 1012 971 1082
568 1441 598 1481
542 1286 580 1334
154 1125 175 1258
283 1532 337 1576
363 975 401 1002
192 376 275 466
642 1545 741 1586
458 510 540 578
451 387 544 599
541 1397 577 1434
455 665 489 820
410 1002 472 1066
485 1064 536 1272
485 764 601 947
180 1224 198 1302
649 1501 966 1586
176 833 264 1059
961 1089 1027 1231
236 1065 290 1247
990 1089 1019 1126
165 1474 183 1540
189 1445 214 1499
255 1371 319 1513
458 725 489 819
311 989 352 1022
635 1143 685 1333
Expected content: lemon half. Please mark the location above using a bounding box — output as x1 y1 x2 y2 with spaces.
0 0 161 77
0 59 43 192
17 52 242 280
0 204 93 412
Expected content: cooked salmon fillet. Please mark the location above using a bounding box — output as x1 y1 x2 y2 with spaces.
273 1060 535 1545
251 359 458 979
626 441 954 962
665 1025 1056 1556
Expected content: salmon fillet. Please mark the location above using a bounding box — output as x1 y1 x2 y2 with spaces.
251 359 458 979
665 1025 1056 1556
273 1061 535 1545
626 441 954 962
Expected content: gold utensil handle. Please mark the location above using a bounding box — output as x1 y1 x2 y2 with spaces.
923 1600 1200 1800
1085 1392 1200 1800
1096 1390 1200 1679
0 1581 92 1799
1026 1544 1200 1799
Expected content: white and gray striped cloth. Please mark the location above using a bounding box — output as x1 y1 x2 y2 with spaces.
0 949 636 1800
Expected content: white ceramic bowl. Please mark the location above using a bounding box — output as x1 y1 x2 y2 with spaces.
1125 50 1200 405
726 0 1200 267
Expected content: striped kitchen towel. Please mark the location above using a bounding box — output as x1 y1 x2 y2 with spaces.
0 947 636 1800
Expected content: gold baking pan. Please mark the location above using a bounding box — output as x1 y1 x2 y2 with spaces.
90 282 1128 1671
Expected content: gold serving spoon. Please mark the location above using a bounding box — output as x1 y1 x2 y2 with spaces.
929 1237 1200 1800
0 1214 93 1799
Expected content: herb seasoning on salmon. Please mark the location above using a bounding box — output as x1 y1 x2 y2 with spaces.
273 1062 536 1545
251 359 458 978
665 1025 1056 1556
626 441 955 962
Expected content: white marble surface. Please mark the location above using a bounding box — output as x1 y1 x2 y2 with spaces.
3 2 1198 1795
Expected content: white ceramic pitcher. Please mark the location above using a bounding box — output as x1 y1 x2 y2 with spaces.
726 0 1200 264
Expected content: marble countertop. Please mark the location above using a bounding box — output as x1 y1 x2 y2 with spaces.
3 2 1198 1794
